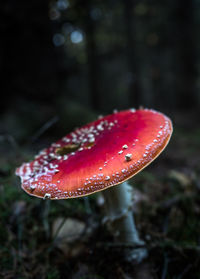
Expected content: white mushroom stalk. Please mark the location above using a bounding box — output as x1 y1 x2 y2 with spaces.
103 182 147 262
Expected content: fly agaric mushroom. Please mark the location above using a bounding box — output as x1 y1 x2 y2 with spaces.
16 108 173 262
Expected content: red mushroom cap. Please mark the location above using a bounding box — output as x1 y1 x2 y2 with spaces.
16 109 173 199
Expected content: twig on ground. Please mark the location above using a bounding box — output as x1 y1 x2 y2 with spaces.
161 252 169 279
177 264 193 279
30 116 59 143
42 200 51 239
0 134 21 155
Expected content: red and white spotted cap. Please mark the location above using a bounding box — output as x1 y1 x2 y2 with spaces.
16 109 173 200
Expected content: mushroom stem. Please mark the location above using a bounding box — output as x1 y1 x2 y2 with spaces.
102 182 147 262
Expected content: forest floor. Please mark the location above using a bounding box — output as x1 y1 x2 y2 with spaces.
0 109 200 279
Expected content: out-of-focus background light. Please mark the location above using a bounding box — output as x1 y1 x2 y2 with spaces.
70 30 84 44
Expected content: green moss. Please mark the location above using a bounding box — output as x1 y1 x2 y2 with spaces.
47 268 60 279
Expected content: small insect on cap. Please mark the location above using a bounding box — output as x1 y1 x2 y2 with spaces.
16 109 173 200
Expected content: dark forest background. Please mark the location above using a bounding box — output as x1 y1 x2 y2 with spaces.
1 1 200 278
1 0 200 142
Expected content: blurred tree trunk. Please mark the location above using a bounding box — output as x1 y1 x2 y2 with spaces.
123 0 141 108
175 0 197 109
0 0 66 113
84 0 101 111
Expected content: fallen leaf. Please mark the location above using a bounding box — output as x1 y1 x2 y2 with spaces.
52 217 86 257
52 217 86 243
169 170 192 188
